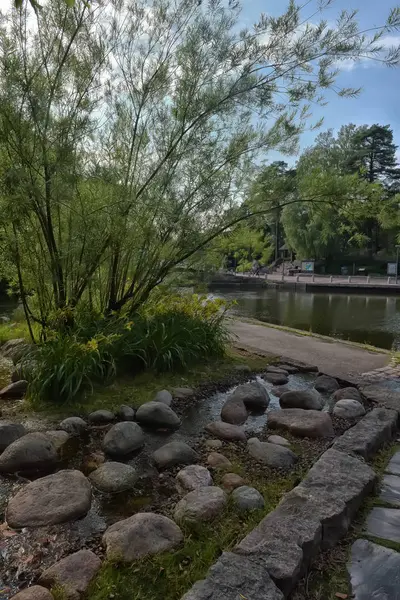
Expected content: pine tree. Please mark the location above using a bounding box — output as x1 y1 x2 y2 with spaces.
347 124 400 186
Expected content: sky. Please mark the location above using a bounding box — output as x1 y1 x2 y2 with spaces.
242 0 400 163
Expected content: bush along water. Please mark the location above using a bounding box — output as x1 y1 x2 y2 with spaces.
27 295 231 405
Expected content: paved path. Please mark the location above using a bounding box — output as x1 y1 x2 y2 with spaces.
230 319 389 381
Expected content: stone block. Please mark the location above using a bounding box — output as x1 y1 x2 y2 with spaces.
365 507 400 544
348 539 400 600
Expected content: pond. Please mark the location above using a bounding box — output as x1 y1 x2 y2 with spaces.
212 287 400 350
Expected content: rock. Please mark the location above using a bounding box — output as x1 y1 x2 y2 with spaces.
379 474 400 507
103 512 183 562
229 383 270 412
59 417 87 436
386 451 400 476
7 469 91 528
268 408 334 438
44 430 71 455
280 389 323 411
205 439 223 450
103 422 144 457
247 438 297 469
271 385 289 398
81 451 105 475
262 373 289 385
116 405 136 421
154 390 173 406
0 380 28 399
333 399 366 419
333 408 398 460
135 401 180 430
1 338 30 363
39 550 101 600
314 374 339 393
232 486 265 511
181 552 284 600
267 434 291 447
360 383 400 412
205 421 246 442
266 366 289 375
365 507 400 544
220 396 248 425
88 410 115 425
174 486 227 524
0 421 26 452
153 441 199 469
348 539 400 600
277 364 299 374
176 465 213 494
89 462 139 493
172 387 194 399
0 432 58 473
11 586 54 600
333 387 362 402
207 452 232 469
221 472 245 492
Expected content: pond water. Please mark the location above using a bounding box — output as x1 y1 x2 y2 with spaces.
212 287 400 350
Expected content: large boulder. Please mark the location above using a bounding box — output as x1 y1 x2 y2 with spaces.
333 399 366 419
280 389 323 411
135 402 180 430
1 338 31 364
220 396 248 425
39 549 101 600
314 374 339 394
154 390 173 406
271 385 289 398
116 405 135 421
44 430 71 456
268 408 335 438
89 462 139 493
172 387 194 399
0 432 57 473
88 410 114 425
176 465 213 494
229 383 270 412
153 441 199 469
332 387 362 402
103 513 183 562
0 380 28 399
205 421 246 442
266 366 289 375
11 586 54 600
232 486 265 511
59 417 87 436
103 422 144 457
262 373 289 386
247 438 297 469
174 486 227 524
0 421 26 452
7 469 91 528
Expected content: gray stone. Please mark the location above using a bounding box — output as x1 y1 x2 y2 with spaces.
380 474 400 507
7 469 91 528
333 387 362 402
386 451 400 476
221 472 245 492
103 512 183 562
333 399 366 419
268 408 334 438
0 432 57 473
103 422 144 457
0 421 26 452
247 437 297 469
1 338 30 364
271 385 289 398
11 586 54 600
333 408 398 459
348 538 400 600
88 409 114 425
59 417 87 436
366 507 400 543
172 387 194 399
176 465 213 494
267 434 291 447
280 389 323 411
204 439 223 450
266 366 289 375
229 382 270 412
205 421 246 442
116 405 135 421
263 373 289 386
44 430 71 455
135 401 180 430
181 552 284 600
89 462 139 493
314 374 339 393
153 389 173 406
153 441 199 469
207 452 232 469
0 380 28 399
360 383 400 413
174 486 227 524
277 364 299 374
39 549 101 600
220 396 248 425
232 486 265 511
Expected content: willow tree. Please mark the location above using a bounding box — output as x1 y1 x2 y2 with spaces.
0 0 399 335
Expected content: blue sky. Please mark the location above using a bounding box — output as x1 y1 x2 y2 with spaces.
241 0 400 163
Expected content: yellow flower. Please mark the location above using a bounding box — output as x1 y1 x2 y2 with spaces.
86 339 98 351
125 321 134 331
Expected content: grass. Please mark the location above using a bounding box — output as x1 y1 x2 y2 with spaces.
0 321 33 344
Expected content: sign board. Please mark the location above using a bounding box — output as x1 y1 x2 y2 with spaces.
301 260 315 273
387 262 397 275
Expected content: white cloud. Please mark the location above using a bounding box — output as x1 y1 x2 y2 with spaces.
333 34 400 72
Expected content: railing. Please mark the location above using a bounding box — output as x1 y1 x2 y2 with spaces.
231 271 400 286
